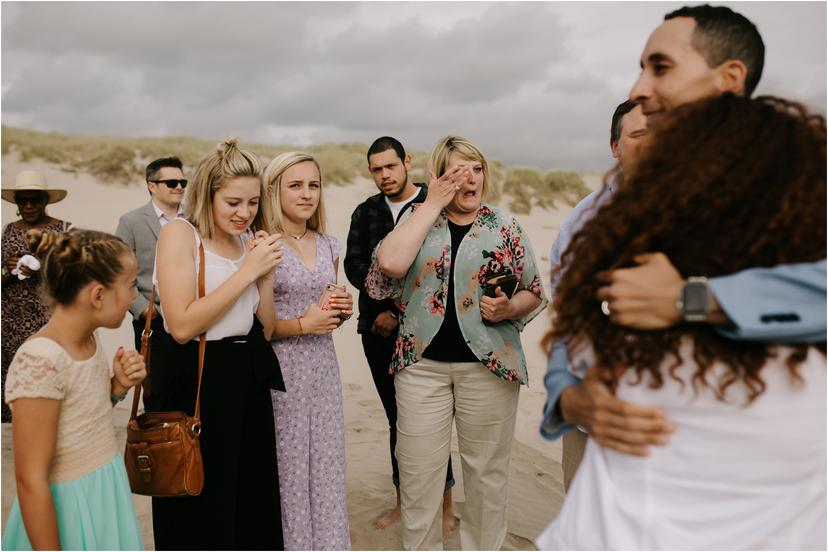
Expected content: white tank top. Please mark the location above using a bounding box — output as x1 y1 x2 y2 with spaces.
153 220 259 341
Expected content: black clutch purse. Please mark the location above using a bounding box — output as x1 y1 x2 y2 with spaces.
482 273 519 299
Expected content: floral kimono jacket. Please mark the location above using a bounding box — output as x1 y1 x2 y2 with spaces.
366 204 547 384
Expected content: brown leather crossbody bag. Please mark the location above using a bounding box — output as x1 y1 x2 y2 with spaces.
124 242 206 497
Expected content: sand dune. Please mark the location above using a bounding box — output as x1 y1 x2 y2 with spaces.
1 154 593 549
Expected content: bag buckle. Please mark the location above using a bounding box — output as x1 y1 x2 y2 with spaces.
137 454 153 473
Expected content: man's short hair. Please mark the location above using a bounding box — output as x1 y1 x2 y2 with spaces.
146 156 183 182
611 100 639 145
665 4 765 97
367 136 406 164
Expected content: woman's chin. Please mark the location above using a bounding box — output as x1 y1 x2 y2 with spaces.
452 199 481 213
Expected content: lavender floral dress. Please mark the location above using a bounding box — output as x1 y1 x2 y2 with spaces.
270 232 351 550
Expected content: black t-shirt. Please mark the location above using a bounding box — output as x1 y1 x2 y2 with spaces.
422 220 479 362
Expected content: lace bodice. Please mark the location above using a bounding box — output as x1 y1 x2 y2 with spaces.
5 336 118 483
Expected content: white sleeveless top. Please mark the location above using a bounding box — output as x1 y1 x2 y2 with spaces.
153 219 259 341
536 341 827 550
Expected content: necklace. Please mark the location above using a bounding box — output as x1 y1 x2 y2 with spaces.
288 228 308 241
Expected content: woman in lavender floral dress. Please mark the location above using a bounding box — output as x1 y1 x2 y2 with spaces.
264 152 354 550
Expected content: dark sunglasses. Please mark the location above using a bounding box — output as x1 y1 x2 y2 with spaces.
14 195 47 206
150 179 188 189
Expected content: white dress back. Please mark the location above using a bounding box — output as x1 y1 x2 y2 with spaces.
537 341 827 550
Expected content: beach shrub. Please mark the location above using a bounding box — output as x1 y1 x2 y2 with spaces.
84 144 139 185
502 166 590 213
1 126 589 206
544 170 591 207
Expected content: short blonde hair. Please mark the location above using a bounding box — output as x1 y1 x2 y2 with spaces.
184 137 272 240
429 135 489 200
262 152 327 235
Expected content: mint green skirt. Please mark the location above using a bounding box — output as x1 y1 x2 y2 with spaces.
2 454 143 550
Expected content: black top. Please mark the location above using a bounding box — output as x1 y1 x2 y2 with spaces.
422 220 479 362
344 184 428 334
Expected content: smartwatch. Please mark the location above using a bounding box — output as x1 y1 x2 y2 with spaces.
677 276 710 322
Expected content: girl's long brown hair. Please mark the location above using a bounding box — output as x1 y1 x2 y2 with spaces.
549 95 826 402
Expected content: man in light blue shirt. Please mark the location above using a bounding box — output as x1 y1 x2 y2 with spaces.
546 99 649 489
542 4 827 485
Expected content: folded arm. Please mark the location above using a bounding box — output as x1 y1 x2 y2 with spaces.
376 203 442 279
156 222 263 343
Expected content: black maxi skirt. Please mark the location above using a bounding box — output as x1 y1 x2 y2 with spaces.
150 318 285 550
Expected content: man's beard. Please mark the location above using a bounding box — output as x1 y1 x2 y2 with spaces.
384 171 409 199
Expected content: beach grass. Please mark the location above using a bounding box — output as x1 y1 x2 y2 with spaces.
2 126 591 211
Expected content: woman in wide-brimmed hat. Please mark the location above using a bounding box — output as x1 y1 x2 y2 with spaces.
1 169 71 422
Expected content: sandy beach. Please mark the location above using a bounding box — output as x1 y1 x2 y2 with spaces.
0 154 597 550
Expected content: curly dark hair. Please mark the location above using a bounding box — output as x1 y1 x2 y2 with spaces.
549 94 826 402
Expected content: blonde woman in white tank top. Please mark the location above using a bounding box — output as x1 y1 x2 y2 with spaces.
153 219 260 341
150 138 287 550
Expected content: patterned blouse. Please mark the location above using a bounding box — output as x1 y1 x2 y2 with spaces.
366 204 547 384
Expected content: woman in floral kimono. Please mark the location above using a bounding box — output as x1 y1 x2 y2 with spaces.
366 135 547 551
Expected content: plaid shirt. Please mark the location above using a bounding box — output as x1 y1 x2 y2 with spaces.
344 184 427 333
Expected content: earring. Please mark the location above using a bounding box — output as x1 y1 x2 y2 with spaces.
15 210 20 217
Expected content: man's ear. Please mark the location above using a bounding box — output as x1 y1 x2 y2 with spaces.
610 140 620 160
716 59 748 96
147 181 156 197
404 154 412 171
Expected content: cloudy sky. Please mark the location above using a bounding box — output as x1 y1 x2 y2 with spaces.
2 2 825 172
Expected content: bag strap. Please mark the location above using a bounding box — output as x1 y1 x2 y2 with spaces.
129 287 156 419
194 242 206 420
129 241 208 421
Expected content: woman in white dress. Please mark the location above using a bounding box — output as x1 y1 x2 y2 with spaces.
537 95 826 550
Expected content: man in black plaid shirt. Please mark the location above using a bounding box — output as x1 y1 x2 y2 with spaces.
345 136 456 532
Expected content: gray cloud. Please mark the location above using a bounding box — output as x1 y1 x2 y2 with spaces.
2 2 825 172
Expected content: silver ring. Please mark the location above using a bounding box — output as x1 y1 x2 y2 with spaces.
600 300 611 316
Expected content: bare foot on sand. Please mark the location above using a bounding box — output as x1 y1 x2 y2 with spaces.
374 503 401 529
375 489 402 530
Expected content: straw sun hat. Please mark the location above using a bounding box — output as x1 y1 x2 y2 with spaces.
1 170 67 205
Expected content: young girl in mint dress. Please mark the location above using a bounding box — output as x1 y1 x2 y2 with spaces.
2 228 146 551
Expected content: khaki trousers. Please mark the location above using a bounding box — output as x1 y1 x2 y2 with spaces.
395 358 520 550
561 429 588 492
